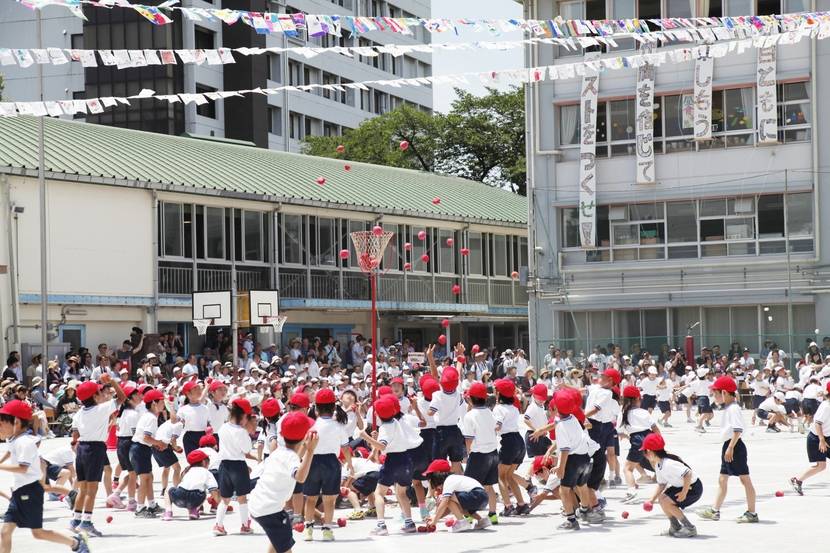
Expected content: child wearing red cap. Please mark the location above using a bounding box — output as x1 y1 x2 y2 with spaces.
214 397 257 536
163 450 220 521
410 377 438 520
524 384 552 457
250 412 318 553
462 381 500 524
280 392 311 524
206 380 229 443
0 400 90 553
256 398 282 462
790 381 830 495
426 346 466 474
527 455 561 512
493 379 529 516
130 389 169 518
698 376 758 523
423 459 491 532
109 385 142 511
641 433 702 538
618 386 660 503
178 380 210 455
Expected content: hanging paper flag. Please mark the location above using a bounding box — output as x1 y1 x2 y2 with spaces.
47 47 69 65
133 6 173 26
0 49 16 66
13 49 34 68
86 98 105 114
693 53 713 140
143 49 162 65
578 52 600 249
756 45 778 144
31 49 50 64
306 14 326 37
635 44 656 185
44 101 64 117
160 50 177 64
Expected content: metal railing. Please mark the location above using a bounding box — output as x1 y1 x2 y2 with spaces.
159 263 269 295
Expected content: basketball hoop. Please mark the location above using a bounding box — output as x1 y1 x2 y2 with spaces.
261 315 288 334
194 319 211 336
350 230 394 273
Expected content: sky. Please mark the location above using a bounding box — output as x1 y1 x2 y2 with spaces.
430 0 525 113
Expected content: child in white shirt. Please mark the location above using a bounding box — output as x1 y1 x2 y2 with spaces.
162 449 220 521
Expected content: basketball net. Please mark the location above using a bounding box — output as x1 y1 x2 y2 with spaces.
261 315 288 334
194 319 211 336
350 230 394 273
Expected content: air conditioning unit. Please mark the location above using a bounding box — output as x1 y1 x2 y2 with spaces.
733 198 753 213
608 206 628 221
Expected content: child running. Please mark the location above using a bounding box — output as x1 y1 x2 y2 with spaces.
618 386 660 503
108 384 140 510
790 381 830 495
462 381 500 524
493 378 528 516
130 389 168 518
177 380 210 455
214 398 257 536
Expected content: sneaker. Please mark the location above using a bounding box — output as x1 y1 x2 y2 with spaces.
69 518 81 532
488 513 499 525
370 524 389 536
558 517 580 530
499 505 516 517
623 491 638 504
697 507 720 521
515 503 531 516
612 476 622 487
73 533 91 553
188 507 200 520
348 510 365 520
402 521 417 534
127 499 138 512
66 489 78 510
240 522 254 534
597 496 607 510
474 517 492 530
766 426 780 433
303 526 314 541
578 508 589 522
695 426 706 433
659 526 678 537
106 493 125 509
736 511 759 523
364 508 377 518
586 508 606 524
663 423 673 428
162 511 173 521
705 420 711 427
147 504 163 515
48 492 61 502
135 507 157 519
450 519 473 533
419 506 430 521
674 526 698 538
213 524 227 536
78 522 102 537
790 477 804 496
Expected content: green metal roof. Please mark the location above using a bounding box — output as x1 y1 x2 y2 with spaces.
0 117 528 226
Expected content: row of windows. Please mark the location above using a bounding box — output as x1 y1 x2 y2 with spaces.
559 82 811 154
560 192 814 263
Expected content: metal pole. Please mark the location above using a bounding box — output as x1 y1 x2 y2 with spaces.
785 169 793 371
37 12 48 360
231 208 238 370
370 271 377 428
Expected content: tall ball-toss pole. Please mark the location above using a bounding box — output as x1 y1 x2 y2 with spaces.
370 269 377 429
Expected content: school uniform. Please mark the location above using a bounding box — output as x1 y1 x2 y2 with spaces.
116 408 140 472
807 401 830 463
639 377 659 410
41 447 75 483
440 474 489 515
411 396 436 481
377 416 422 487
217 422 253 498
429 390 466 462
178 402 209 455
131 411 160 475
751 379 771 409
556 415 594 488
784 389 802 415
74 399 119 482
249 447 301 553
303 416 348 496
802 384 821 416
494 403 526 466
695 379 714 414
169 466 218 509
345 458 382 496
152 420 183 468
719 403 749 476
756 397 785 421
619 408 656 470
255 421 279 458
656 379 673 413
207 401 229 443
655 458 703 509
3 433 44 529
461 407 499 486
585 386 616 490
523 400 552 456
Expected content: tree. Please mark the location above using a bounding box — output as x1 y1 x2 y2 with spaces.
302 86 527 195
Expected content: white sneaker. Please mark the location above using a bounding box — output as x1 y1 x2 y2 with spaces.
450 519 473 533
474 517 492 530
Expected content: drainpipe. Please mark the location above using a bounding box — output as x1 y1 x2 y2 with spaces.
3 176 20 354
525 0 540 364
151 191 160 332
811 0 819 263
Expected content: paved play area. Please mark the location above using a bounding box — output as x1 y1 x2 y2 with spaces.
3 410 828 553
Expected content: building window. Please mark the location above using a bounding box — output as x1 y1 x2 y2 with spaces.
439 229 455 274
608 99 636 157
382 223 400 270
787 193 813 252
468 231 484 275
243 210 263 261
205 207 225 259
322 72 337 100
195 85 216 119
304 116 320 137
268 107 282 136
492 234 508 277
267 54 281 83
288 61 302 86
162 203 183 257
666 201 698 258
70 33 83 50
323 122 339 136
610 203 666 261
341 79 354 106
283 214 304 264
289 112 302 139
314 217 337 266
778 81 811 143
411 226 429 272
194 27 215 50
373 90 388 115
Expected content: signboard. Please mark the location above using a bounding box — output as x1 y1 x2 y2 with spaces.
635 45 656 184
578 52 600 248
757 46 778 144
407 352 425 365
693 54 714 141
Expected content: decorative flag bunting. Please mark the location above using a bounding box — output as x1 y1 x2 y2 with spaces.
635 44 656 185
578 52 600 249
756 45 778 144
693 53 714 141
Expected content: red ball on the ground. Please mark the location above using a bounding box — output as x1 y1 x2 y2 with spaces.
444 516 456 527
775 490 784 497
621 511 629 519
417 525 428 533
337 517 347 527
340 487 349 497
427 524 436 532
643 501 653 512
438 335 447 346
106 516 113 523
293 522 305 532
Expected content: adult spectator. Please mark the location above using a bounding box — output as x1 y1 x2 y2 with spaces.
2 354 22 381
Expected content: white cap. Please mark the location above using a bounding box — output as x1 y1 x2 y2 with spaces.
211 360 221 367
773 391 785 401
647 367 658 375
146 353 157 359
696 367 709 378
751 369 760 377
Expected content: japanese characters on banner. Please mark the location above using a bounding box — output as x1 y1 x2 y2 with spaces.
693 53 714 141
635 44 656 185
756 46 778 144
578 52 600 249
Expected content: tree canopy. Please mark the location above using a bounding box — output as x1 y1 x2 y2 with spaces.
302 86 527 195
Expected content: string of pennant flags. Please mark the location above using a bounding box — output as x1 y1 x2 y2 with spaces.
12 0 830 40
1 28 823 119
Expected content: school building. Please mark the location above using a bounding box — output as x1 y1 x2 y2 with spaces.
524 0 830 363
0 116 528 362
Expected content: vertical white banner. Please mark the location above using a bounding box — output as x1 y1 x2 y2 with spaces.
757 46 778 144
579 52 600 249
636 45 656 185
693 54 713 141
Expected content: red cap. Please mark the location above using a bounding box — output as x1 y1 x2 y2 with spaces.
552 388 580 416
137 384 151 395
640 433 666 451
186 450 209 465
391 377 404 386
182 381 200 395
377 385 394 397
0 399 32 420
143 389 164 403
494 378 515 398
280 411 315 441
209 380 226 393
419 375 435 389
531 455 554 474
440 367 459 392
531 383 548 401
374 395 399 419
289 392 310 409
315 388 336 405
261 398 281 418
611 385 620 397
355 446 370 459
622 386 641 399
421 378 440 401
232 397 252 415
198 434 217 448
711 375 737 394
466 381 488 399
423 459 452 476
77 381 103 402
122 384 137 397
826 382 830 394
602 368 622 385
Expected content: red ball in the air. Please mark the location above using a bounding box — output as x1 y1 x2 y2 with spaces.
404 242 412 251
400 140 410 151
344 164 351 171
438 335 447 346
460 247 470 256
316 176 326 185
432 197 441 205
446 238 454 247
372 225 383 236
339 249 349 260
511 270 520 279
403 262 412 271
421 254 430 263
451 284 461 295
471 344 480 354
441 319 450 328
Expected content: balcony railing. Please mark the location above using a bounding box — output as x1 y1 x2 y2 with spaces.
159 262 270 295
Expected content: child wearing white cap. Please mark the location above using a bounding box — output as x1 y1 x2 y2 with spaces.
756 392 790 433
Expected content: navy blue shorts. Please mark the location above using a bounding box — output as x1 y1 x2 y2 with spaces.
130 442 154 475
720 439 749 476
303 454 340 496
45 463 63 482
756 408 770 421
657 401 672 413
434 425 466 463
152 445 179 468
169 487 207 509
677 395 688 405
498 432 526 466
116 436 134 472
455 488 488 514
182 431 206 456
464 450 499 486
587 421 614 490
664 478 703 510
641 395 657 410
378 451 413 487
525 431 552 457
255 510 294 553
807 432 830 463
626 430 653 470
4 481 44 529
75 441 108 482
561 453 592 488
411 428 435 481
697 396 713 414
752 395 766 410
352 472 380 496
293 480 303 494
802 399 820 416
219 460 252 498
785 399 800 415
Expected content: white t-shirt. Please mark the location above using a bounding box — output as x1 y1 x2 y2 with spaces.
523 400 548 430
720 402 745 442
378 418 423 453
7 433 42 491
655 457 696 488
41 446 75 467
752 379 771 397
429 390 465 427
461 407 498 454
117 409 140 437
311 416 349 456
156 420 184 445
198 447 220 471
640 377 659 395
758 397 785 414
178 403 209 432
249 447 301 518
619 408 655 434
207 402 228 433
656 378 673 401
810 402 830 437
803 383 822 400
75 399 118 442
342 457 381 479
417 397 436 429
493 403 521 434
133 411 159 445
555 415 589 455
218 423 253 461
586 386 616 423
178 466 218 492
441 474 482 496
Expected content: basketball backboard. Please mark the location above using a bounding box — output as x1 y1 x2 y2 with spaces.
192 290 232 327
248 290 280 327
